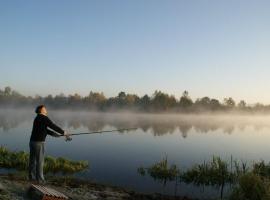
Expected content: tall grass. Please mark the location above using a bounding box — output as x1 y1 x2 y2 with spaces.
138 156 179 185
138 156 270 199
0 146 88 175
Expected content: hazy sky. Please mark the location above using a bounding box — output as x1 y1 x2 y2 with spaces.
1 0 270 104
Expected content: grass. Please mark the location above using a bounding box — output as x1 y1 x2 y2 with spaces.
0 146 88 175
138 156 270 199
138 156 179 185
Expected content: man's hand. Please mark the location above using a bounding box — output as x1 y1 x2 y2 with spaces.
64 130 72 141
64 130 70 136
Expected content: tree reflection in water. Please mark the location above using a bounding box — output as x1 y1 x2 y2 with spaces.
1 110 270 138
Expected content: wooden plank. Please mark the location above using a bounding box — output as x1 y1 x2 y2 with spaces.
28 184 68 200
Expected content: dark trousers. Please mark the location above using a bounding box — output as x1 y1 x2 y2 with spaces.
28 141 45 182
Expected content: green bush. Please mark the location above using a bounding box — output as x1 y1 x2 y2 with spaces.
229 173 270 200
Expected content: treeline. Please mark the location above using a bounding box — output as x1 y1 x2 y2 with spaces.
1 86 270 113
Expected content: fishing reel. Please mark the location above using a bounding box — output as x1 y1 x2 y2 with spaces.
65 135 72 142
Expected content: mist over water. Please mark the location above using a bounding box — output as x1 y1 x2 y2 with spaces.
1 109 270 198
2 109 270 136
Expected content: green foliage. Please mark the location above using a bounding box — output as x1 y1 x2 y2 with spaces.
2 86 270 113
138 157 179 185
181 161 211 186
233 160 248 176
0 147 29 171
181 156 233 199
229 173 270 200
194 97 222 111
151 91 177 111
182 157 233 187
253 161 270 179
139 156 270 199
179 90 193 108
147 157 179 183
0 147 88 175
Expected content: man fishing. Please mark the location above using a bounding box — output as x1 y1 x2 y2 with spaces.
29 105 69 183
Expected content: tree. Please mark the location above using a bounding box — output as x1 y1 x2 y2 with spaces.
195 97 210 105
254 103 264 112
151 91 176 111
1 86 269 113
209 99 221 110
118 92 126 99
195 97 211 108
4 86 11 96
179 91 193 108
183 90 189 98
85 91 106 109
117 91 127 108
238 100 246 109
140 95 151 111
224 97 236 108
44 94 54 106
54 93 68 109
11 90 22 98
68 93 82 108
88 91 106 104
125 94 139 107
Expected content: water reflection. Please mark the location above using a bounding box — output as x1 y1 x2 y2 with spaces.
1 109 270 198
1 110 270 138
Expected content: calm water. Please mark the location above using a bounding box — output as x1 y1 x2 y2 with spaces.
1 109 270 198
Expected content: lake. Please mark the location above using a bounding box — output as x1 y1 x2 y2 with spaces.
1 109 270 199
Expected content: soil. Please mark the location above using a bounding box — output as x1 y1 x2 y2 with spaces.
0 174 194 200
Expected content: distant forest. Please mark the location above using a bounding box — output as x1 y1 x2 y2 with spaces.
0 86 270 113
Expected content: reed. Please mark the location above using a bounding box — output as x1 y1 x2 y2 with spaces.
138 156 179 185
138 156 270 199
181 156 233 199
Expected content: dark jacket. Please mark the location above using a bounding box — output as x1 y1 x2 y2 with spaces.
30 114 64 142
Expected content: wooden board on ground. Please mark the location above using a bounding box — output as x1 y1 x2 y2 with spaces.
27 184 69 200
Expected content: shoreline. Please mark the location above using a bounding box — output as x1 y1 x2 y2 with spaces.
0 174 194 200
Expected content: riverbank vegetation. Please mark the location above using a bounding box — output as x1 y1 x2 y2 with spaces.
138 156 270 200
1 86 270 113
0 146 88 175
2 145 270 199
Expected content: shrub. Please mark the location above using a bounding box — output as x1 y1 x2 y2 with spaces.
229 173 270 200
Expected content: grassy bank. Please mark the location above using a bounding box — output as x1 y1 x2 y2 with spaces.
0 146 88 175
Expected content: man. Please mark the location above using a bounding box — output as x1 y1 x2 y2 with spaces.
29 105 69 183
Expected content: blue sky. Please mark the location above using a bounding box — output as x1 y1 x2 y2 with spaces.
1 0 270 103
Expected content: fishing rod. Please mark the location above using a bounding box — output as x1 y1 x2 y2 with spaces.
61 128 138 141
